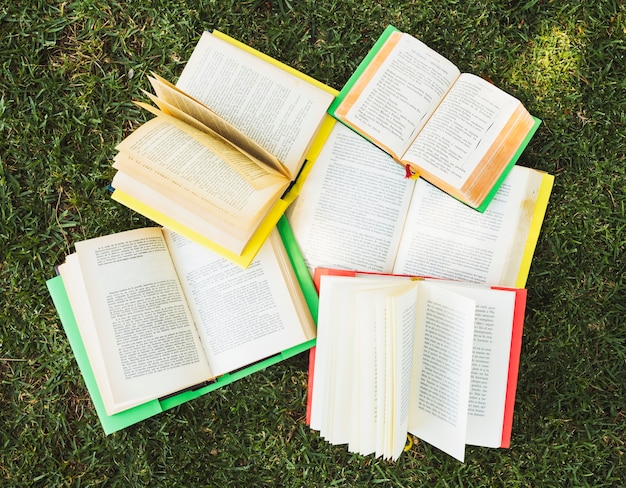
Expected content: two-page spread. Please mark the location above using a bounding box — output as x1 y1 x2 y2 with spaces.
49 219 316 427
328 25 541 211
287 122 553 288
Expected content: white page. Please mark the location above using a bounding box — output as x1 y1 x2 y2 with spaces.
374 293 390 458
338 32 459 158
311 275 354 442
388 284 420 460
407 281 475 462
163 228 312 376
435 283 516 446
71 228 212 414
393 165 532 286
313 276 408 450
287 123 415 274
176 32 334 175
351 291 379 456
403 73 520 188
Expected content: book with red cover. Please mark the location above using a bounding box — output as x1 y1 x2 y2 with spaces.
306 267 526 454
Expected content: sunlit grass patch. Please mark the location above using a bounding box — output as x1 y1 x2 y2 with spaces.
511 21 584 117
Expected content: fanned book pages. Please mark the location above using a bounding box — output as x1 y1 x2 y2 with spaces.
46 218 317 434
308 269 527 462
287 122 553 289
111 31 336 267
328 25 541 211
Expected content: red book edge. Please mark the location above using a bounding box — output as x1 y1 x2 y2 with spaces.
493 286 527 448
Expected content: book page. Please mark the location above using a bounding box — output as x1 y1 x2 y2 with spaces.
351 290 379 456
439 284 516 447
388 282 420 460
402 73 520 189
144 75 288 178
163 228 314 376
66 228 212 415
311 276 400 449
407 281 475 462
287 123 415 274
392 165 534 287
115 117 288 231
111 171 255 255
176 32 334 176
310 275 358 443
334 31 460 158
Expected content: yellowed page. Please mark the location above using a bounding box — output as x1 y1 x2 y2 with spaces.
124 107 287 189
111 171 253 248
61 228 213 416
402 73 520 191
115 117 288 230
145 75 289 178
335 32 460 158
176 31 335 177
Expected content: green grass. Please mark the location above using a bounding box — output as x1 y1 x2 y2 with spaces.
1 0 625 486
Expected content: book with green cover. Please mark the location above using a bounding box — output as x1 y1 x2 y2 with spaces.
46 217 317 434
328 25 541 212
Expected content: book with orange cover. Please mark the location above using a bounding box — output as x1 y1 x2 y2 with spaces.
307 268 526 462
111 30 337 267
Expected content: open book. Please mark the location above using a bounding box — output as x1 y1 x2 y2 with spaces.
309 269 526 462
47 218 316 431
287 122 553 289
111 30 336 267
329 25 541 211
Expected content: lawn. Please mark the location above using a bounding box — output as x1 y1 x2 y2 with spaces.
1 1 625 486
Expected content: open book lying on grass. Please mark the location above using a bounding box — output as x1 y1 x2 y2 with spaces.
47 218 317 432
308 269 526 462
287 122 553 289
111 30 336 266
329 25 541 211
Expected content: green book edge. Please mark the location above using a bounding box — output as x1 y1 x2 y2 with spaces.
46 216 317 434
328 25 399 116
474 116 542 212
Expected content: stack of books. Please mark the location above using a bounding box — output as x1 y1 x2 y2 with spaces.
47 26 553 461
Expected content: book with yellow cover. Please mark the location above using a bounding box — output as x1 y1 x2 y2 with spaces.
287 122 553 288
111 31 337 267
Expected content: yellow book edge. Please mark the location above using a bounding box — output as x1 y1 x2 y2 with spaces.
515 172 555 288
111 189 286 268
